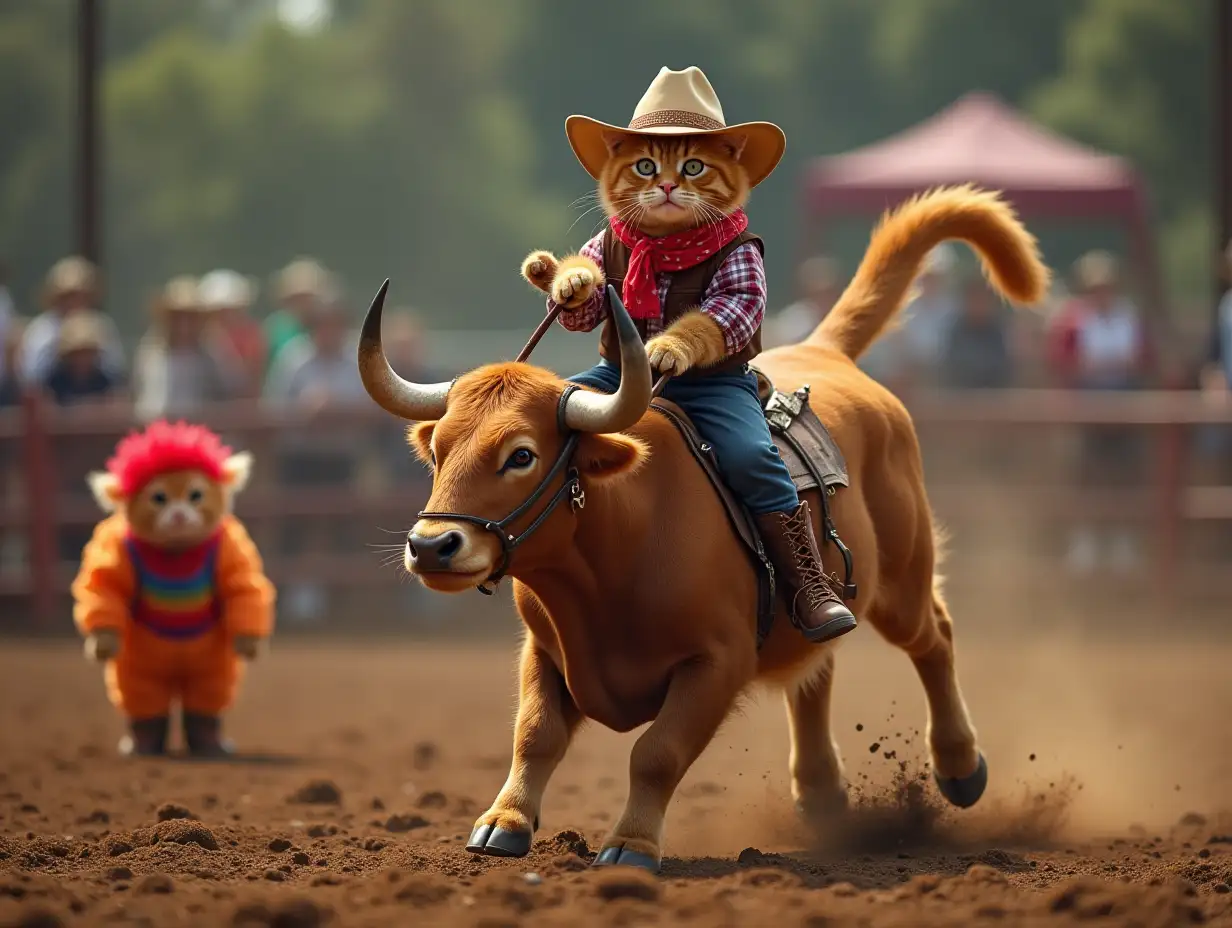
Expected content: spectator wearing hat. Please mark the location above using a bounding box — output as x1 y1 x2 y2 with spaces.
1047 250 1149 574
263 297 366 623
42 310 127 408
266 258 334 369
132 276 244 422
943 277 1015 390
19 256 125 386
765 255 842 348
199 269 267 396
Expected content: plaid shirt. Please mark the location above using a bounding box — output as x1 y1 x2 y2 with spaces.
551 230 767 355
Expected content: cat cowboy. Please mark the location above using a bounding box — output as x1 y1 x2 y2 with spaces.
521 66 857 643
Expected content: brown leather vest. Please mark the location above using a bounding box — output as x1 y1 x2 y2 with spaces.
598 226 764 377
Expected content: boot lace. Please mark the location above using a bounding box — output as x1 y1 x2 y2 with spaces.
781 508 841 610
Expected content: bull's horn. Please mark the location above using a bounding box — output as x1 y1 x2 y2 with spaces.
563 285 652 433
357 279 451 421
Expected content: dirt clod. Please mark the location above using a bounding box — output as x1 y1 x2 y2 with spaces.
156 802 195 822
593 868 662 902
385 813 429 833
290 781 342 805
135 872 175 895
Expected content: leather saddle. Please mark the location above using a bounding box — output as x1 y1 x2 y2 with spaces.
650 365 855 649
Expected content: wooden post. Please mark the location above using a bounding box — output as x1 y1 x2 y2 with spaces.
1216 0 1232 353
21 393 56 629
76 0 101 265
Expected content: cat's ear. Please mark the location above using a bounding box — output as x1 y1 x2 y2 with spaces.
716 133 748 160
601 131 626 156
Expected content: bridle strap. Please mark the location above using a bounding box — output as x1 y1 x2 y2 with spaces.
416 385 584 594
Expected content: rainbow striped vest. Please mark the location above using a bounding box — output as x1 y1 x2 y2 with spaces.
124 532 222 639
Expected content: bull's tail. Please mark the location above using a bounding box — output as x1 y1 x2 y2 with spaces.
811 185 1050 361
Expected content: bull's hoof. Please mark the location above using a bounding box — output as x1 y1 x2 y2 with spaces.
934 753 988 809
465 824 532 858
593 846 660 873
794 788 849 825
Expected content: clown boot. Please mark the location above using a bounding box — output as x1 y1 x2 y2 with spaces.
119 717 169 757
182 712 235 758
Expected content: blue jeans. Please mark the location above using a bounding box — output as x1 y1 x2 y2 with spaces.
569 360 799 515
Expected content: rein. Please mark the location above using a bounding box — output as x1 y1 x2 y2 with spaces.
420 309 670 595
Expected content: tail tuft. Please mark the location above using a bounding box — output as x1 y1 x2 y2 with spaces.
812 185 1050 360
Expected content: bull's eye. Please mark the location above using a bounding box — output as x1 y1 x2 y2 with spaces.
502 448 536 472
150 490 168 506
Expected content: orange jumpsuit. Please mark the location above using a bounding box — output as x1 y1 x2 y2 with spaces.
72 514 275 719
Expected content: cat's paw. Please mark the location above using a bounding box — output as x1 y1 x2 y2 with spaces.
521 251 558 293
550 257 602 309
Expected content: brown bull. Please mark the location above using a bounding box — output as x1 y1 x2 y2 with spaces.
358 186 1049 873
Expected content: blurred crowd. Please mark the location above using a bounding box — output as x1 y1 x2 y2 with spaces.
766 244 1231 576
0 254 440 623
0 241 1228 605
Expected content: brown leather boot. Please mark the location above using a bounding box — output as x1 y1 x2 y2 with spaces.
756 500 857 643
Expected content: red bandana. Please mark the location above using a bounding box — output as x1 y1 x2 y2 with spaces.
609 210 749 320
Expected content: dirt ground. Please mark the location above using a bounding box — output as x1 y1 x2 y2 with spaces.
3 626 1232 927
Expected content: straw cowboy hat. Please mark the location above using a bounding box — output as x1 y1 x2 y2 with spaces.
155 275 210 315
57 310 107 356
43 256 99 306
1073 250 1119 291
198 269 257 309
565 66 787 188
274 257 336 303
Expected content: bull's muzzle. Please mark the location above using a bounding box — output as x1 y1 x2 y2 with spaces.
405 528 466 572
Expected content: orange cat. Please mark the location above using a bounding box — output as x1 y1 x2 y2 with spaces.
515 67 857 650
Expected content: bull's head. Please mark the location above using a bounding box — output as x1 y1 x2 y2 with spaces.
358 283 653 592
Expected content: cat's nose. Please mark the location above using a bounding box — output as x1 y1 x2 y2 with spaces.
659 183 677 195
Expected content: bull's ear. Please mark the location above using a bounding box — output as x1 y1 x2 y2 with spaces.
87 472 124 512
408 422 437 466
576 432 649 484
221 452 254 494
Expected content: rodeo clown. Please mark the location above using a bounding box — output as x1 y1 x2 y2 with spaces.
71 420 275 757
521 66 857 642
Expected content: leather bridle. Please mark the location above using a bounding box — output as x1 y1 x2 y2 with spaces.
415 384 586 595
413 305 667 595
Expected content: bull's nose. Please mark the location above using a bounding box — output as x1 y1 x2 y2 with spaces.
406 530 465 570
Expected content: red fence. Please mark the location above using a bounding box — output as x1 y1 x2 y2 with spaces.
1 389 1230 629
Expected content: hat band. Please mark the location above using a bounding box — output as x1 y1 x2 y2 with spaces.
628 110 725 132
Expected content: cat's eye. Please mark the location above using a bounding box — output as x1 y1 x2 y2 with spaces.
682 158 705 177
150 490 168 506
633 158 657 178
188 488 204 504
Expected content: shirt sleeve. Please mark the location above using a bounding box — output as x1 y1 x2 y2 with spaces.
700 243 768 355
261 336 308 406
552 232 609 334
71 518 135 636
216 516 276 639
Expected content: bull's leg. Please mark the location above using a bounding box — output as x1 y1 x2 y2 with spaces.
784 650 848 825
595 657 744 873
908 588 986 808
466 637 582 857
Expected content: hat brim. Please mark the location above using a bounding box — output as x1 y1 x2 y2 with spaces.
565 115 786 188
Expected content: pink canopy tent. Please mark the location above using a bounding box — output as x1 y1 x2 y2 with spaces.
803 92 1162 315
